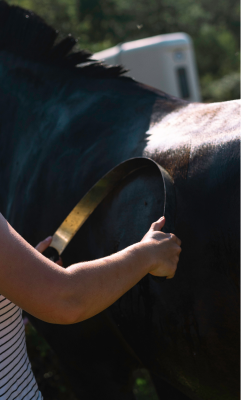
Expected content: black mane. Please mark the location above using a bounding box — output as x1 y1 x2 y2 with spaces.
0 0 126 78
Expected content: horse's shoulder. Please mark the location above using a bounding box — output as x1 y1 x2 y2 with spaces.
144 100 240 179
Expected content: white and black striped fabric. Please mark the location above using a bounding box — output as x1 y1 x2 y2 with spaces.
0 295 43 400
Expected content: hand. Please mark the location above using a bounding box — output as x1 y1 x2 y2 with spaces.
35 236 63 266
141 216 181 279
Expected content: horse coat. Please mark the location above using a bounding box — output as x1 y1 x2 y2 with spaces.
0 2 240 399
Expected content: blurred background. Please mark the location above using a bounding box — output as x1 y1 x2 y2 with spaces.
6 0 240 102
5 0 240 398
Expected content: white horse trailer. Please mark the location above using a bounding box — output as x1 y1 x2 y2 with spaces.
93 33 201 102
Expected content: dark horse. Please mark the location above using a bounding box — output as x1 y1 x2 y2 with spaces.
0 2 239 399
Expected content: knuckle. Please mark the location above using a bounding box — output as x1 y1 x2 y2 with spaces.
173 258 178 266
169 270 176 279
175 244 181 252
171 234 176 242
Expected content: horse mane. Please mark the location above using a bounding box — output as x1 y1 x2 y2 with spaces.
0 0 127 78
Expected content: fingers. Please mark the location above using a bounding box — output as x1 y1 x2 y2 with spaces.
56 258 63 267
151 216 165 231
150 219 182 248
35 236 52 253
36 237 63 266
170 234 182 247
166 274 175 280
150 217 182 246
166 244 181 279
150 218 181 246
176 237 182 246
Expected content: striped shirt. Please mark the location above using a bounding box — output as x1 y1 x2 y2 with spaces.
0 295 43 400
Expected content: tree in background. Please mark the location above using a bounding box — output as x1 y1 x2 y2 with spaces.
6 0 240 98
77 0 240 101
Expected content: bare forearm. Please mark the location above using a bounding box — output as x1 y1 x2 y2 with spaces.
64 243 151 323
0 214 180 325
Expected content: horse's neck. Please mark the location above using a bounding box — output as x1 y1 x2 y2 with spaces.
0 53 170 179
0 51 185 233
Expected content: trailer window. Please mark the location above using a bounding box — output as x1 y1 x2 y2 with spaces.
176 67 190 99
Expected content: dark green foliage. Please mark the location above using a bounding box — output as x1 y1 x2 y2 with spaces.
77 0 240 80
6 0 240 101
25 322 78 400
133 369 159 400
0 1 127 77
202 72 240 102
26 322 159 399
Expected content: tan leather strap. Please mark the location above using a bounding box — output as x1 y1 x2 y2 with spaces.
43 157 175 261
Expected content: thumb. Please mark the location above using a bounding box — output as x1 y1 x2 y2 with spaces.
151 216 165 231
35 236 52 253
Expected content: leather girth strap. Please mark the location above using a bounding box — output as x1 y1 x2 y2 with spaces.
43 157 176 262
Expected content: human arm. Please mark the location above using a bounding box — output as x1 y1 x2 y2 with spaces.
35 236 63 266
0 213 181 325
